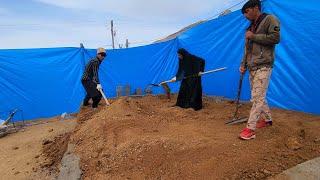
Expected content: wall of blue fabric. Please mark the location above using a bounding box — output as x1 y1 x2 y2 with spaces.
177 0 320 115
0 0 319 121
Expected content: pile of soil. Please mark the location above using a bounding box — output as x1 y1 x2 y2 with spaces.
0 117 76 180
47 95 320 179
41 132 71 174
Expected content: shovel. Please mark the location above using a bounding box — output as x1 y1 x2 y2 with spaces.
225 73 248 125
97 88 110 106
150 81 171 99
150 67 227 99
1 109 18 127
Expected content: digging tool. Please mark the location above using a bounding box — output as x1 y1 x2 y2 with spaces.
0 109 18 127
97 88 110 106
226 39 252 125
0 109 19 138
149 81 171 99
150 67 227 99
193 67 227 77
225 73 248 125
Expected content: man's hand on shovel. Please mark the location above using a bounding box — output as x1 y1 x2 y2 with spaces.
97 84 110 106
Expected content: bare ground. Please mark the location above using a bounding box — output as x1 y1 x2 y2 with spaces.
66 95 320 180
1 95 320 180
0 117 76 180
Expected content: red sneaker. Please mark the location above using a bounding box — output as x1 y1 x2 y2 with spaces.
256 119 273 129
239 128 256 140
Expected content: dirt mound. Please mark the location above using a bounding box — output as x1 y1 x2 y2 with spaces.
48 96 320 179
41 133 71 175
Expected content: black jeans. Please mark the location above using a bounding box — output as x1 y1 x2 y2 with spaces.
82 80 102 108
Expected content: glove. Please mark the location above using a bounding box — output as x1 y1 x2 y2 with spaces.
170 76 177 82
96 84 102 90
198 72 203 76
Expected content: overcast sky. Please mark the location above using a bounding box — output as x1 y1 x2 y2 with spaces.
0 0 245 49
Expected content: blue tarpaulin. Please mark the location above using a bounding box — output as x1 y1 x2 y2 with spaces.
0 0 319 121
177 0 320 115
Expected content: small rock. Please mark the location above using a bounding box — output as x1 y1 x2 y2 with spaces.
34 155 40 159
42 139 52 145
286 137 303 150
12 168 15 171
14 171 20 175
32 167 37 172
262 169 271 174
93 152 99 158
314 138 320 143
12 146 19 150
299 129 306 139
48 129 54 132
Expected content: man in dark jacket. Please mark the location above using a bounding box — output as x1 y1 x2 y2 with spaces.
239 0 280 140
81 47 106 109
171 48 205 111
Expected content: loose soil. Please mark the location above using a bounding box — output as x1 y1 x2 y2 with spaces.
0 117 76 180
56 95 320 180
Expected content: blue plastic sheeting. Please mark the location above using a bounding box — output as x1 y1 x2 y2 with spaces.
263 0 320 115
177 0 320 115
177 11 251 101
0 0 320 121
0 48 86 120
0 40 181 121
84 39 180 97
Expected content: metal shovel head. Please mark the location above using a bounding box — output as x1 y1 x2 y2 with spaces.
150 83 161 87
148 83 171 99
225 117 248 125
160 83 171 99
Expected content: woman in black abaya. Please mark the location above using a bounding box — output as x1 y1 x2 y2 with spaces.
171 48 205 110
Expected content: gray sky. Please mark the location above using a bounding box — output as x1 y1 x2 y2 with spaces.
0 0 245 49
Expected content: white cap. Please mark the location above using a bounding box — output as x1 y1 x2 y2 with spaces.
97 47 106 54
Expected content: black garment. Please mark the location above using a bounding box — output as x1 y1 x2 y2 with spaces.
175 49 205 111
81 57 102 83
81 57 103 108
81 80 102 108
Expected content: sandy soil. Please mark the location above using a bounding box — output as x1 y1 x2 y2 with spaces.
0 117 76 180
2 95 319 180
59 95 320 180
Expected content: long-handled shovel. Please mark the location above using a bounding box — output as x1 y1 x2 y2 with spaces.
150 67 227 99
97 88 111 106
225 73 248 125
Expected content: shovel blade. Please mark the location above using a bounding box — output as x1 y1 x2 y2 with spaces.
225 117 248 125
150 83 161 87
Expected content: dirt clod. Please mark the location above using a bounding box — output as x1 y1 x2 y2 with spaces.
42 139 52 145
286 137 303 150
